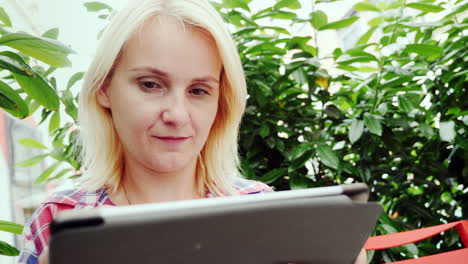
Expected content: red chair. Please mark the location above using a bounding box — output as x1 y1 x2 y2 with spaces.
364 220 468 263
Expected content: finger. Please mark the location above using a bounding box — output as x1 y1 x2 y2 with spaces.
353 248 367 264
38 248 49 264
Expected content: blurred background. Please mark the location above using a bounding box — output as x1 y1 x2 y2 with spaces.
0 0 466 263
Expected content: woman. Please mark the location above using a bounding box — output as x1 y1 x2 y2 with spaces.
19 1 271 263
18 0 366 263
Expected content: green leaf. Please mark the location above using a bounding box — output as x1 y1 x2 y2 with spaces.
0 32 74 67
317 144 339 169
0 91 15 111
42 28 59 40
0 80 29 118
398 95 415 113
222 0 251 12
35 161 61 184
357 26 377 45
0 240 20 256
402 242 419 257
319 16 359 31
441 191 453 203
0 7 12 27
28 100 40 115
274 0 301 10
349 119 364 144
354 1 381 12
310 10 328 29
356 66 378 72
67 72 85 90
49 110 61 133
337 64 358 71
241 160 255 179
258 123 270 138
0 220 23 234
14 154 48 168
406 3 445 13
316 0 343 2
18 138 47 149
39 108 52 126
288 150 314 172
289 175 311 190
61 89 78 121
364 113 382 136
287 36 316 56
269 11 297 20
275 139 285 152
380 223 398 234
439 121 455 142
368 17 384 27
288 142 312 161
261 26 290 35
49 168 73 181
84 1 113 12
258 168 287 184
324 104 344 119
404 44 443 60
13 73 59 111
418 123 435 139
0 51 35 76
338 55 377 65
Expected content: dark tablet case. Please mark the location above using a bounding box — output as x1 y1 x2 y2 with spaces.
50 183 382 264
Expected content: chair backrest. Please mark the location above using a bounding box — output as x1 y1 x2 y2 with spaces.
364 220 468 264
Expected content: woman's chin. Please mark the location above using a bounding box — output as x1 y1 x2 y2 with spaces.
148 155 195 173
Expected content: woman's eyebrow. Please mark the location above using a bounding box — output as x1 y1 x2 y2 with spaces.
129 66 219 84
192 76 219 84
129 66 169 78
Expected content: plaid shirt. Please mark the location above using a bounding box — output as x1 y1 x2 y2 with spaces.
18 178 273 264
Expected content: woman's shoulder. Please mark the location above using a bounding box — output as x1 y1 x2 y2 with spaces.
18 186 113 263
233 178 274 195
43 186 114 209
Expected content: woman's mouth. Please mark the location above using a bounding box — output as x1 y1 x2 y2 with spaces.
153 136 190 144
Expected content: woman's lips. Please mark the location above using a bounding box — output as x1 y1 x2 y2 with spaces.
153 136 190 144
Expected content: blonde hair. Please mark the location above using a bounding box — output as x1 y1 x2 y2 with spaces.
77 0 247 196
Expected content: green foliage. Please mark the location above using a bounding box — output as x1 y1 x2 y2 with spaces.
0 221 23 235
83 1 113 12
0 7 78 256
0 220 23 256
217 0 467 262
0 241 19 256
0 8 12 27
0 32 74 67
0 0 466 262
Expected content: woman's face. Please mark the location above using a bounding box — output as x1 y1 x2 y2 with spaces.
97 16 222 173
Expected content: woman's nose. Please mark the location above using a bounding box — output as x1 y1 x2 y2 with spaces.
160 92 190 127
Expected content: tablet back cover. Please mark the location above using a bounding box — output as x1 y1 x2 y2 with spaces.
50 195 381 264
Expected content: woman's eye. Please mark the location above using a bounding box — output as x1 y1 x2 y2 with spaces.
190 88 209 96
140 81 160 89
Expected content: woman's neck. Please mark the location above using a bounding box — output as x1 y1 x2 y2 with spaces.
113 158 201 205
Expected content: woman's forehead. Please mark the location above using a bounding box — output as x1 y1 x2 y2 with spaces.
117 15 222 79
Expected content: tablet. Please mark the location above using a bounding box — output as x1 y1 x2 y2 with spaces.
49 183 382 264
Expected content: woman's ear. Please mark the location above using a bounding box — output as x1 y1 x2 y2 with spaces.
96 77 112 109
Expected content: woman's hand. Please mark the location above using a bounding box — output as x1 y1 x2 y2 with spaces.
353 248 367 264
38 249 49 264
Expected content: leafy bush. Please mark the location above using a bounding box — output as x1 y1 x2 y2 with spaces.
1 0 467 262
0 6 77 256
215 0 467 262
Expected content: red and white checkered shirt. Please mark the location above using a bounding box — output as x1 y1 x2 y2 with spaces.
18 178 273 264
